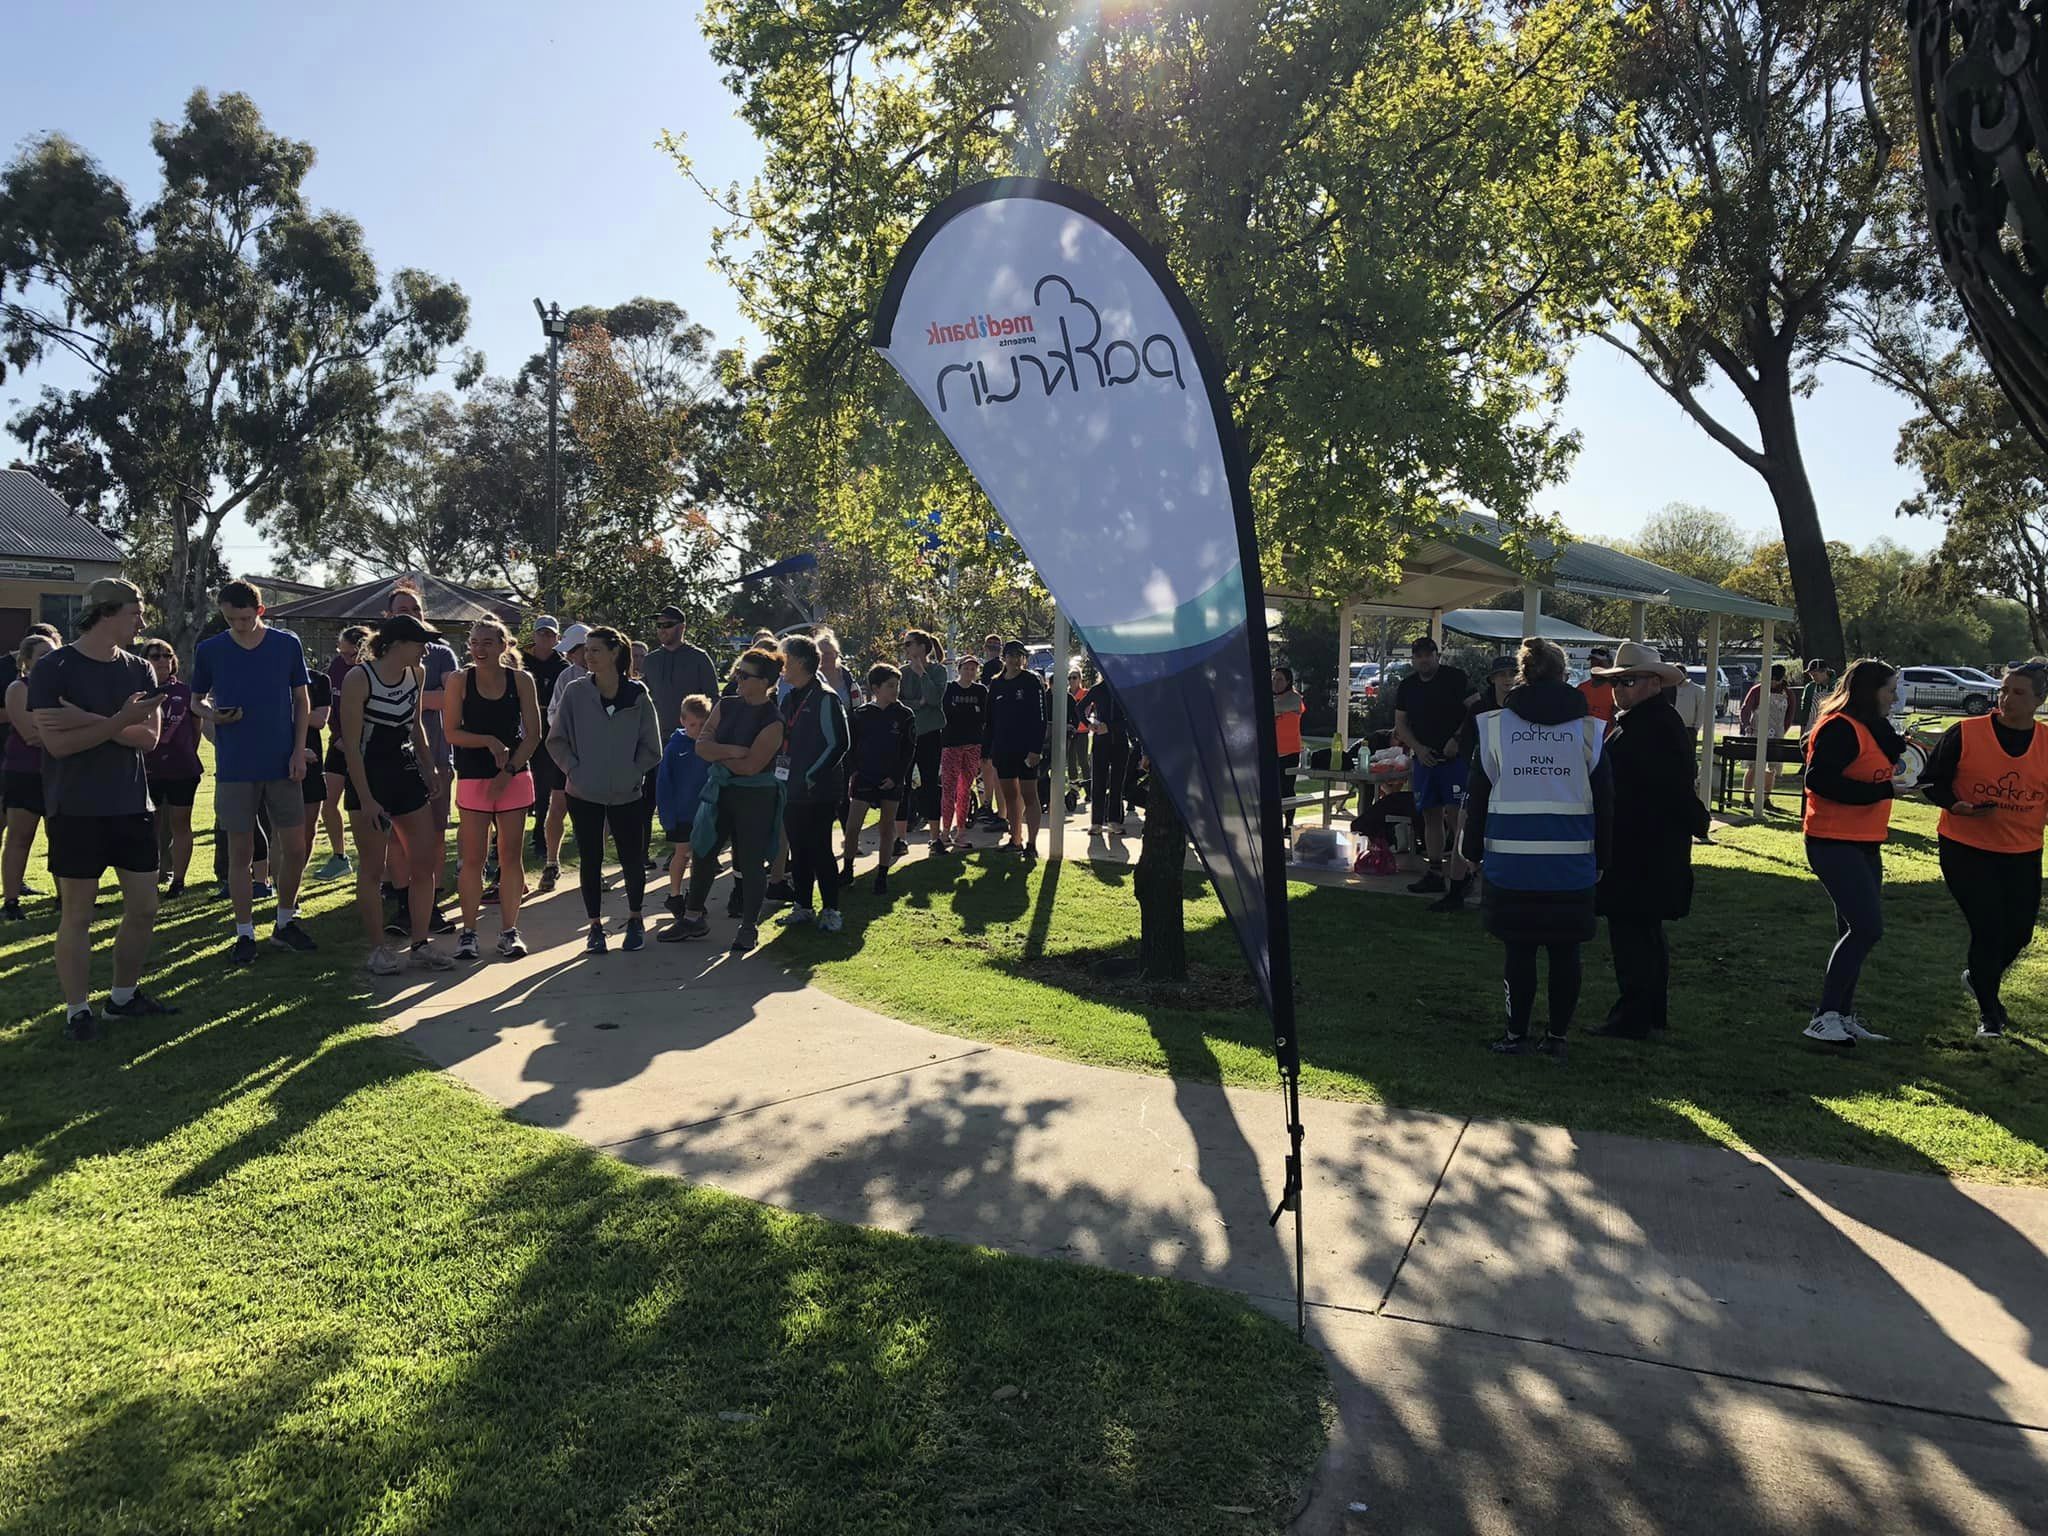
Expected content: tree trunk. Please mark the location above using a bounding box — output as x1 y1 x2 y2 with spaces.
1135 764 1188 981
1752 363 1847 666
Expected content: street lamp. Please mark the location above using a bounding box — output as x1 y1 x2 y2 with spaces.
533 298 571 609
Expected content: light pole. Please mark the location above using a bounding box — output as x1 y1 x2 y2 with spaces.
533 298 571 610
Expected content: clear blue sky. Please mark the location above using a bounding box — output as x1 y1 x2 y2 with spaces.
1 0 1936 569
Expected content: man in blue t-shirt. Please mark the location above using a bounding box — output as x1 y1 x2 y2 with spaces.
190 580 314 963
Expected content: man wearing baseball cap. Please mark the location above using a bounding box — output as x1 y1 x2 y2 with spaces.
1587 642 1708 1039
522 616 568 865
29 577 178 1038
641 605 719 866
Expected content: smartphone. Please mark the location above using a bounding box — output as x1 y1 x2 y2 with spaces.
214 705 244 723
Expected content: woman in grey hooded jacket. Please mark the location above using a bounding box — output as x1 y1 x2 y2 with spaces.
546 625 662 953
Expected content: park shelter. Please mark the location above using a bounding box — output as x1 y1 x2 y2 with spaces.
1276 511 1795 816
267 572 523 662
0 469 126 648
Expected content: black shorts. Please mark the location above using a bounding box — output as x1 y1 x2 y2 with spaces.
148 775 200 808
4 770 45 817
848 774 900 805
342 751 431 820
991 750 1037 781
47 812 157 880
323 744 348 779
528 746 560 798
301 769 327 807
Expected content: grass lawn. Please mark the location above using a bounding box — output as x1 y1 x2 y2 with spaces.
0 765 1327 1535
781 798 2048 1185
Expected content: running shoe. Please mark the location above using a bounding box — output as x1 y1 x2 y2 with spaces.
1532 1034 1570 1064
538 863 560 892
1802 1012 1854 1045
892 838 909 859
929 838 957 856
763 878 796 906
657 914 709 943
730 923 759 954
664 892 689 916
1406 872 1446 895
872 871 889 896
585 923 607 955
455 930 480 961
105 988 178 1019
778 906 815 927
383 900 409 937
497 928 527 959
1487 1033 1528 1055
231 933 258 967
408 941 456 971
1840 1015 1890 1042
622 916 646 952
1977 1014 2006 1040
62 1007 99 1042
251 881 275 901
817 909 843 933
164 878 185 899
479 883 499 904
0 901 24 922
271 920 318 953
366 946 403 976
315 854 351 881
428 906 456 936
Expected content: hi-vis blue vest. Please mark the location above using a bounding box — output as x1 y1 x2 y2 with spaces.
1476 709 1606 891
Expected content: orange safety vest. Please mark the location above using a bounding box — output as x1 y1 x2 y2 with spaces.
1578 679 1615 724
1802 712 1894 842
1274 695 1303 757
1937 714 2048 854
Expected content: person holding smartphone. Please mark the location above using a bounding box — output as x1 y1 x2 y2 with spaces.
1919 660 2048 1038
1799 659 1907 1045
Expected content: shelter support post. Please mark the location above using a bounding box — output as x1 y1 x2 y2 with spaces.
1335 603 1354 753
1699 612 1721 809
1049 603 1070 862
1752 619 1775 821
1429 607 1444 649
1522 583 1542 639
1630 601 1648 642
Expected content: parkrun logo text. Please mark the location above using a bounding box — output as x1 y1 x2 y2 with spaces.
929 274 1187 413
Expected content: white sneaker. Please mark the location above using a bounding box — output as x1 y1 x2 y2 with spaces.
1803 1012 1854 1045
498 928 527 958
408 942 456 972
777 906 814 927
817 909 843 933
366 945 402 976
1840 1015 1890 1042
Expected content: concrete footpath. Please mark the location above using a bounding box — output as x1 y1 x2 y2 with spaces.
386 858 2048 1535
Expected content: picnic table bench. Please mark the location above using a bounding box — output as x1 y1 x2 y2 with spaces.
1711 734 1804 813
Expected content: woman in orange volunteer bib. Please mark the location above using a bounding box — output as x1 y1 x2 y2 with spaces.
1800 659 1906 1045
1272 666 1305 828
1918 660 2048 1039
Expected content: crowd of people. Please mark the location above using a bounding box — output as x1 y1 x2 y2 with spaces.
1350 632 2048 1058
0 579 1129 1035
6 575 2040 1055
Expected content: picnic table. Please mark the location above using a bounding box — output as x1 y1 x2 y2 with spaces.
1292 765 1411 828
1711 734 1805 813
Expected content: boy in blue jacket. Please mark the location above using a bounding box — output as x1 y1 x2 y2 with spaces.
656 694 714 914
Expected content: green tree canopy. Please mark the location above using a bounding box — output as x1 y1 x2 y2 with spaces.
0 90 475 651
684 0 1690 616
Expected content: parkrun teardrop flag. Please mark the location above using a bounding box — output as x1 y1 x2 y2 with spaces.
871 179 1306 1324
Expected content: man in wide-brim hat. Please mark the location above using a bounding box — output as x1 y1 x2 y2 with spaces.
1589 643 1709 1039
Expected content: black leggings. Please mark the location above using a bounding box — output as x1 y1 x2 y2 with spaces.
785 800 840 911
1504 941 1582 1038
567 795 647 921
1939 836 2041 1016
687 785 780 925
914 730 943 823
1091 735 1130 824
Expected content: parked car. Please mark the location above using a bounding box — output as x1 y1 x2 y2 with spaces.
1686 665 1734 713
1896 665 1997 715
